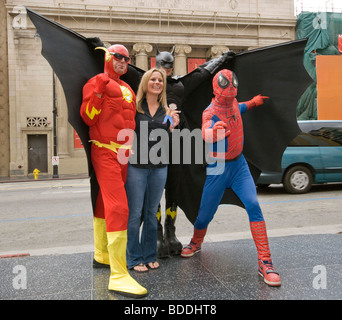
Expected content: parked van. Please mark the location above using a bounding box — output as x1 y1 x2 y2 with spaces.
257 120 342 193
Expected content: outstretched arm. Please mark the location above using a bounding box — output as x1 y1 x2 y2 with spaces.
182 50 235 97
203 50 235 75
239 94 269 113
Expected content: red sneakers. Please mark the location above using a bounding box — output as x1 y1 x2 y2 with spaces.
181 228 207 258
181 241 202 257
258 259 282 287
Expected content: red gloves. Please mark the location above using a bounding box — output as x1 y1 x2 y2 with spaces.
203 121 230 142
245 94 269 109
95 73 110 96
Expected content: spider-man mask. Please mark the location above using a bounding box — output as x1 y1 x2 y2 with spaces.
212 69 238 106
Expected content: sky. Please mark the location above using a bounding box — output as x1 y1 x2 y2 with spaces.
295 0 342 15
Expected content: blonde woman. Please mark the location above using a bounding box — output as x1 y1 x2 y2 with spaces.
126 68 180 272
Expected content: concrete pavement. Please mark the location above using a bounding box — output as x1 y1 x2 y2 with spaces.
1 176 342 301
1 234 341 301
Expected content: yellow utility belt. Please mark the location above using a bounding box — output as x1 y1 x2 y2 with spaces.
90 140 132 154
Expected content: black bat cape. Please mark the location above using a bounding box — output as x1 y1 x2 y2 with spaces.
26 8 142 212
27 8 312 223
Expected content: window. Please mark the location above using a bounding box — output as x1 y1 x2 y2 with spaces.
289 121 342 147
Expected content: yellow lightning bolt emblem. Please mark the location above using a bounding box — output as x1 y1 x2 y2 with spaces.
86 102 102 120
120 86 133 103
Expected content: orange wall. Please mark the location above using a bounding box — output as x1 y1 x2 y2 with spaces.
187 58 206 73
316 55 342 120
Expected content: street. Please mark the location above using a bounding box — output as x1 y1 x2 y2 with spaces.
0 178 341 256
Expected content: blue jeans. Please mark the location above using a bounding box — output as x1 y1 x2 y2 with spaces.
125 163 168 269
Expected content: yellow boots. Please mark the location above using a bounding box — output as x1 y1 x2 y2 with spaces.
106 231 147 298
93 217 110 266
93 217 148 298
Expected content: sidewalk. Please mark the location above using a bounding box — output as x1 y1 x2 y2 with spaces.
1 176 341 301
0 174 89 183
1 233 341 300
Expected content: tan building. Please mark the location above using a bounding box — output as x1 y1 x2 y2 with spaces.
1 0 296 178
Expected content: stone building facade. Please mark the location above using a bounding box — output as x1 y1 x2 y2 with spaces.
2 0 296 178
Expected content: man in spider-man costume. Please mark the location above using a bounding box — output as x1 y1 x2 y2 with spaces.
80 44 147 298
181 69 282 287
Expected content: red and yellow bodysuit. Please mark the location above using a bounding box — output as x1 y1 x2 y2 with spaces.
80 44 147 298
81 74 135 232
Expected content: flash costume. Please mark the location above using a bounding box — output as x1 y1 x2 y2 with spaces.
181 69 281 287
80 44 147 298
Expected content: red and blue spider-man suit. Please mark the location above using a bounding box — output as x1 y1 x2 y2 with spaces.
181 69 281 287
80 44 147 298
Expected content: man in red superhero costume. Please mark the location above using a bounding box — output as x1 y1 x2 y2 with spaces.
181 69 281 287
80 44 147 298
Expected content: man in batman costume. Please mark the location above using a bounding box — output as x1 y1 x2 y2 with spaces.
154 47 235 258
181 69 281 286
26 7 311 294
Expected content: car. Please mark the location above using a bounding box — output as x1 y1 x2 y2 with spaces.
257 120 342 194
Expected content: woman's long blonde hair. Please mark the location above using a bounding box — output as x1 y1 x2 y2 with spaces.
136 68 168 114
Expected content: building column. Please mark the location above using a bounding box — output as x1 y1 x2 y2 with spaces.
133 43 153 71
0 0 9 177
174 44 192 76
207 45 230 59
55 75 70 157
